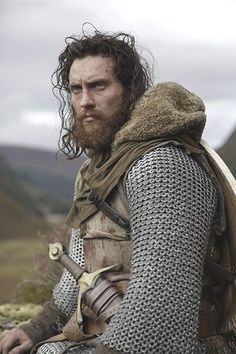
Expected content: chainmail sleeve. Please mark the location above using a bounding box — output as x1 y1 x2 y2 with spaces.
101 145 218 354
53 228 85 317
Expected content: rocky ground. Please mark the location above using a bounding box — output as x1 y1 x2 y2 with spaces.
0 303 42 333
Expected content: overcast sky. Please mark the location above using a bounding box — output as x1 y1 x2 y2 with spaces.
0 0 236 150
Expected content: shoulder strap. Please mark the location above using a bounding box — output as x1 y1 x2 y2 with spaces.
88 189 131 232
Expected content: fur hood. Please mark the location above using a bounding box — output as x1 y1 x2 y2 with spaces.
114 82 206 148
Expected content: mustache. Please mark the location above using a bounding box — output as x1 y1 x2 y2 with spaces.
76 110 102 120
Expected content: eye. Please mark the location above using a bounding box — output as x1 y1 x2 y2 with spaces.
93 81 106 90
70 85 82 94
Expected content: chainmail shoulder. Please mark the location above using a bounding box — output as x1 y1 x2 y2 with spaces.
53 228 84 317
101 145 218 354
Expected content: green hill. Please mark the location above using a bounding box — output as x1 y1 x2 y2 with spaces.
0 146 85 213
0 190 48 239
0 154 49 239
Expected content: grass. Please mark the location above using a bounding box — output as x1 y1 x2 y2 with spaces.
0 224 69 305
0 239 45 304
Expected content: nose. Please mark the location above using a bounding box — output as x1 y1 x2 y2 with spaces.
80 89 95 108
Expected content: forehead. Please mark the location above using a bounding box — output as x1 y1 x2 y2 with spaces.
69 55 115 83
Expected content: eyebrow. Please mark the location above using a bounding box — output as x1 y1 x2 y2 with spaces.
69 77 110 87
69 83 81 90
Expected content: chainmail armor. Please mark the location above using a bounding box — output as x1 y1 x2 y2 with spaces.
36 341 94 354
37 145 218 354
53 228 84 317
101 146 218 354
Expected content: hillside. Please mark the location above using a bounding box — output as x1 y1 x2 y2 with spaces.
0 190 48 239
0 154 49 239
217 128 236 177
0 146 85 214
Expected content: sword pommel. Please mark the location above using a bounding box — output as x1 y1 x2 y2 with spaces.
49 242 64 260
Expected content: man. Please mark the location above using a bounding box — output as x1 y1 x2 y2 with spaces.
0 29 232 354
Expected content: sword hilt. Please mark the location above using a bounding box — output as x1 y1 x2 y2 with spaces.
49 242 84 282
49 243 123 326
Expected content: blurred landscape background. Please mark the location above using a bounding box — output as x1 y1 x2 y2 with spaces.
0 147 85 304
0 0 235 307
0 129 235 304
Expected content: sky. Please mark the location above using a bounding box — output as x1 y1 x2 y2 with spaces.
0 0 236 151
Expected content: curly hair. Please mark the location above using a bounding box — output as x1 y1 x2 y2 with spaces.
52 27 153 158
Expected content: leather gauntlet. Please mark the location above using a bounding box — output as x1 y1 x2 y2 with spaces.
82 274 123 324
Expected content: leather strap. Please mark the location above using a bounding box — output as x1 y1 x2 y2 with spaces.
89 189 131 232
94 291 120 316
97 305 120 323
83 275 123 321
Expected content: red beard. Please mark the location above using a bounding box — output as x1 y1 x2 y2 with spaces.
72 108 128 151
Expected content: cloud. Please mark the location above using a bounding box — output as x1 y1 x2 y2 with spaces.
117 0 236 46
203 98 236 148
0 0 235 150
22 111 58 128
0 111 59 151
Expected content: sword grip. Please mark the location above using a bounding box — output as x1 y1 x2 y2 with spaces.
49 243 84 282
59 252 84 282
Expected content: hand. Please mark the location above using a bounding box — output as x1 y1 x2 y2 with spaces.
0 328 33 354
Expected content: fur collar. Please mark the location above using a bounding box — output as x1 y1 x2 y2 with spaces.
114 82 206 148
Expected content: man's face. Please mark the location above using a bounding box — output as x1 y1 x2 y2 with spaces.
69 55 126 150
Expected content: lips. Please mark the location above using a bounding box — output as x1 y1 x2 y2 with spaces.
83 116 95 122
